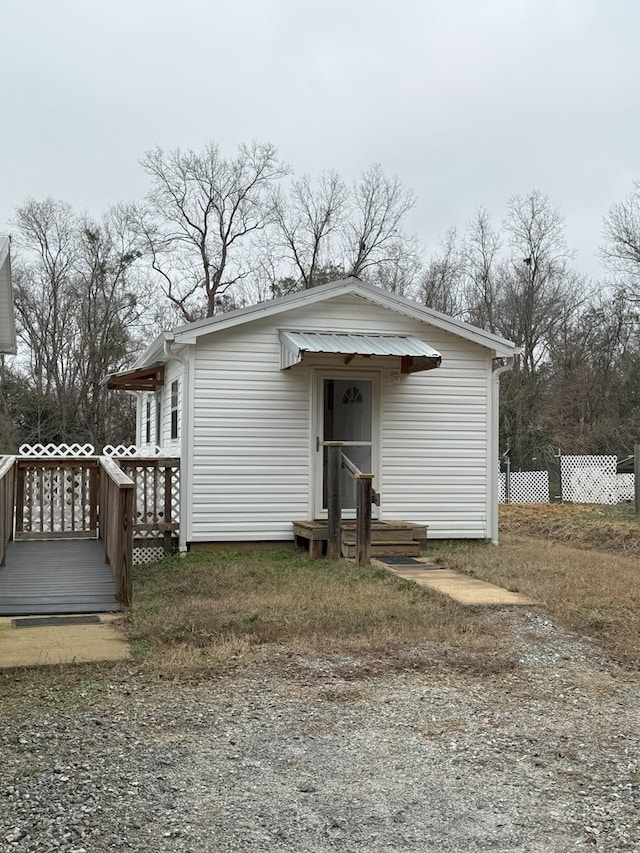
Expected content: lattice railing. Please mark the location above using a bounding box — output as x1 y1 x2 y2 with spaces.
115 457 180 564
13 445 180 563
18 442 172 458
19 443 96 458
15 459 99 539
501 458 635 505
103 444 167 458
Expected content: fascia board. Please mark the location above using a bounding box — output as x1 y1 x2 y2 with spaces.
351 286 520 355
130 332 173 369
169 277 521 356
172 280 355 344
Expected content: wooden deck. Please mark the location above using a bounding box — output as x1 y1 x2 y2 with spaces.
0 540 119 615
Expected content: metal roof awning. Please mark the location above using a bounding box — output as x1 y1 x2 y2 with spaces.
106 363 165 391
280 330 442 373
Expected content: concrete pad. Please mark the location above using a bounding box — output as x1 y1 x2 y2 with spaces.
379 561 535 606
0 614 131 668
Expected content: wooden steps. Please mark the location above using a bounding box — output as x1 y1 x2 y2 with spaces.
293 520 427 559
341 539 421 558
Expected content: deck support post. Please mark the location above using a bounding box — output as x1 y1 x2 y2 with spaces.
100 457 135 608
325 442 343 560
355 474 373 566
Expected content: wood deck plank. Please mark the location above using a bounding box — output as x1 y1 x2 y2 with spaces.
0 540 119 615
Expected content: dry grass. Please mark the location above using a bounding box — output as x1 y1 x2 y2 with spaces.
125 547 504 675
430 522 640 667
500 502 640 555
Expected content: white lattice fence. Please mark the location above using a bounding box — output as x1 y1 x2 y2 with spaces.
560 455 618 504
616 473 635 502
499 471 550 503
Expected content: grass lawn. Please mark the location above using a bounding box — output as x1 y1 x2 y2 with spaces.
124 547 507 676
430 504 640 668
4 503 638 699
500 502 640 555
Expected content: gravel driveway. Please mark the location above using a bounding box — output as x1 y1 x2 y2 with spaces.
1 609 638 852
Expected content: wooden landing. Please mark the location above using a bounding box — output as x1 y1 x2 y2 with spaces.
0 540 120 616
293 520 427 559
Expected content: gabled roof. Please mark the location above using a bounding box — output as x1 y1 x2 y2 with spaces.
0 237 16 354
130 276 520 370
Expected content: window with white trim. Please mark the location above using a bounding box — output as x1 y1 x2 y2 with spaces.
145 397 151 443
170 380 179 440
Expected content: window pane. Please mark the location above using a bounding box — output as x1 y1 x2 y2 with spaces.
324 379 371 442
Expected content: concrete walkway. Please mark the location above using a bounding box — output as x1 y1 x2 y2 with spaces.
378 558 535 606
0 614 131 668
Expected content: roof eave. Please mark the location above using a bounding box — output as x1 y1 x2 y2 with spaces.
169 277 521 355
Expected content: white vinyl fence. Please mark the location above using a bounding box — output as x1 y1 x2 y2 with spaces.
501 455 635 505
560 455 618 504
499 471 549 503
616 473 635 502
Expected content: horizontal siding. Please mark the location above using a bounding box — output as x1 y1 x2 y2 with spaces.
189 293 492 541
190 322 310 540
381 326 490 537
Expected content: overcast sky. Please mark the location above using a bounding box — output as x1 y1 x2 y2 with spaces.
1 0 638 281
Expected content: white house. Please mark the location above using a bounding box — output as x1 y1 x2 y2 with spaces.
0 237 16 355
108 277 520 550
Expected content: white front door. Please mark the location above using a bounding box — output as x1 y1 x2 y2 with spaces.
314 374 378 518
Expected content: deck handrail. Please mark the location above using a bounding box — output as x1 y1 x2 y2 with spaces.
115 456 180 556
15 456 100 539
340 451 374 567
99 456 135 607
324 442 375 565
0 456 16 567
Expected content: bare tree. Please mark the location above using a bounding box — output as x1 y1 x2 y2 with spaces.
543 293 640 454
463 208 501 332
497 191 583 376
601 179 640 296
366 234 422 298
10 198 144 447
344 164 417 279
140 140 289 319
419 228 464 315
494 192 587 470
270 171 348 293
